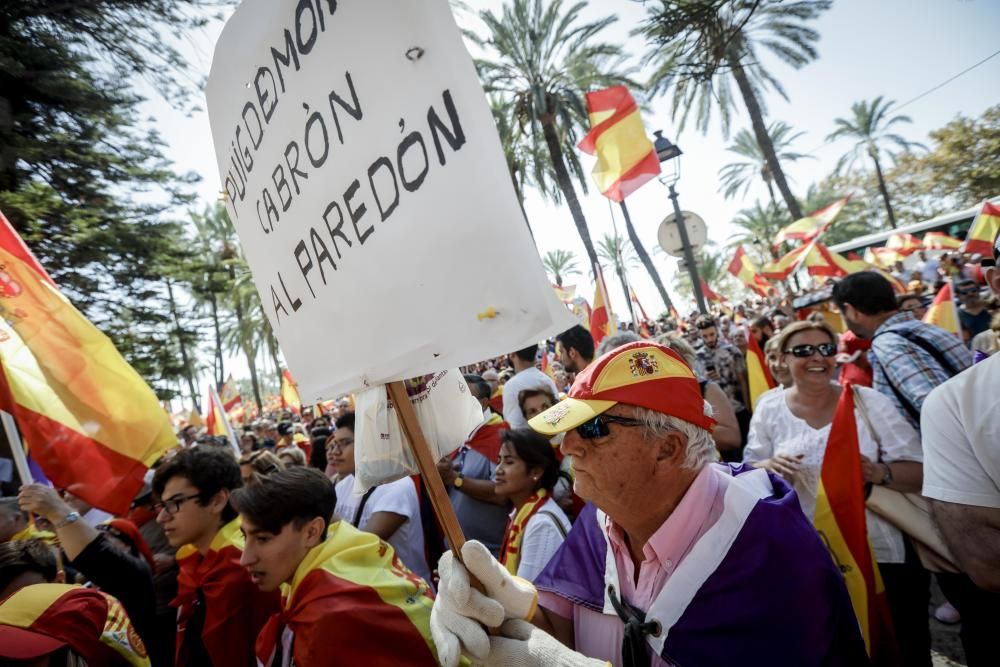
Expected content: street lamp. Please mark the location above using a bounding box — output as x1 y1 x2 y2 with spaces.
654 130 708 315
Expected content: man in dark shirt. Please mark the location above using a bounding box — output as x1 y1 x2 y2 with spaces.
956 278 991 340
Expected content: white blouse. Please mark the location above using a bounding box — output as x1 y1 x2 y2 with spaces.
512 497 572 582
744 386 922 564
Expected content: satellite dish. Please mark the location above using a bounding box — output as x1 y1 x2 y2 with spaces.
658 211 707 258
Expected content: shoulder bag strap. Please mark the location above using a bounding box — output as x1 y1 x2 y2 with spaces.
352 486 377 527
537 510 568 539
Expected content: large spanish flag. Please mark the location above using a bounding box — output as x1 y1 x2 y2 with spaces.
813 387 894 660
964 200 1000 256
578 85 661 201
0 584 150 666
0 210 174 514
746 334 776 408
589 265 617 346
923 282 961 336
773 197 849 249
727 246 771 296
280 368 302 413
256 521 438 665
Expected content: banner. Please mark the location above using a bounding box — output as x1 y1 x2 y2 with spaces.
206 0 574 401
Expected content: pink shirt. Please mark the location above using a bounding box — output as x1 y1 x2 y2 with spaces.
538 464 727 666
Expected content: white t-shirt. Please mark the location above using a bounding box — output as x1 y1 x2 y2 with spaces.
744 386 923 563
502 367 560 428
511 497 571 582
334 474 432 584
921 353 1000 509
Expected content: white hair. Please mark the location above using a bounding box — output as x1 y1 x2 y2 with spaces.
633 400 717 471
596 331 642 356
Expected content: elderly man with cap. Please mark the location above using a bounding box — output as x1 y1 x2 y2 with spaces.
431 342 866 667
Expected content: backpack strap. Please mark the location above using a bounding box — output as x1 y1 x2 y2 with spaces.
871 327 960 421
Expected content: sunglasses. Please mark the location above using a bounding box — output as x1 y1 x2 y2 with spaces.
576 414 644 439
785 343 837 358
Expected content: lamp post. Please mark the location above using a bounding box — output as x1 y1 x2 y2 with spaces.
654 130 708 315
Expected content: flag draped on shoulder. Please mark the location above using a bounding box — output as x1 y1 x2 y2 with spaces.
280 368 302 413
589 266 617 346
773 197 848 249
813 387 894 661
174 518 280 667
578 85 660 202
745 335 776 408
256 521 438 666
964 200 1000 256
727 246 771 296
923 283 961 336
0 210 175 514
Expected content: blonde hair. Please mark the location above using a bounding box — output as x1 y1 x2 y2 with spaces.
774 319 838 355
655 332 698 370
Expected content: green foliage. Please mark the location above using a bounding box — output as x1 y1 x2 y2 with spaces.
596 233 639 275
826 96 925 174
719 122 813 202
541 249 581 287
0 1 228 392
635 0 830 137
727 200 788 265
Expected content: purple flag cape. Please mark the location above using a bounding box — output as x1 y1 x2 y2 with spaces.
534 464 869 666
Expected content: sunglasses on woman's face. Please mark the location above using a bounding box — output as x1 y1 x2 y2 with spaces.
785 343 838 358
575 414 644 439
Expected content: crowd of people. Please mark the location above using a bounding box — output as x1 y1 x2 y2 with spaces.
1 233 998 666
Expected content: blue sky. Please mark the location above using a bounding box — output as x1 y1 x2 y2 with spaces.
148 0 1000 330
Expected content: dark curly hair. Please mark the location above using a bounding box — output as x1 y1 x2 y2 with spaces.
152 446 243 523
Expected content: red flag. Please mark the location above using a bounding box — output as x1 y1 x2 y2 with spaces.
589 266 617 345
699 278 724 303
745 334 776 407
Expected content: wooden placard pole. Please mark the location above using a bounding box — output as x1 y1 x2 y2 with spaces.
385 381 468 555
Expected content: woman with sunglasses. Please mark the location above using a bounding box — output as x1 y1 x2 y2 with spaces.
494 428 572 582
744 319 930 665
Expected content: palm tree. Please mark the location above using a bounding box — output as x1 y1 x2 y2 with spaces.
597 232 639 319
542 249 581 287
719 121 813 203
636 0 832 221
826 96 924 228
188 205 236 389
489 94 535 240
727 200 788 264
469 0 640 274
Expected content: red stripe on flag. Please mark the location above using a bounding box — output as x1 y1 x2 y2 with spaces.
600 150 661 203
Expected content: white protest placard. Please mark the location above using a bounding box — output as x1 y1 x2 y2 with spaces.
206 0 575 402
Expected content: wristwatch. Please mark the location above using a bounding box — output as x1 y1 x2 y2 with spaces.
54 511 81 529
453 474 464 489
878 463 893 486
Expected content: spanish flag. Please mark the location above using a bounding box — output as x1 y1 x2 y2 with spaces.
762 243 811 280
280 368 302 413
922 231 962 251
773 197 849 249
0 210 175 514
727 246 771 296
465 412 509 462
813 387 894 660
923 282 961 336
174 518 281 667
552 283 576 304
699 278 725 303
255 521 438 665
964 200 1000 256
578 85 661 201
886 233 922 256
219 373 241 411
0 584 150 666
590 265 617 346
746 334 776 408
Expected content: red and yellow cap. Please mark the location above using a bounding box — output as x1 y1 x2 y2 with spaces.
528 341 715 436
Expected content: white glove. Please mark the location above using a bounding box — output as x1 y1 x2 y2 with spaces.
483 619 609 667
431 540 539 667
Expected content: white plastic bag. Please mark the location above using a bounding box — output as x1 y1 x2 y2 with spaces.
353 369 484 492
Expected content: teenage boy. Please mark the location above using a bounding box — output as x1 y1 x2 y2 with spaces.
232 467 439 666
153 447 280 666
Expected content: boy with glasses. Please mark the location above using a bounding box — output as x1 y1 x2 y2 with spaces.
152 447 280 666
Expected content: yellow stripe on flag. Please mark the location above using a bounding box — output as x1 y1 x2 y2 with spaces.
964 201 1000 256
923 283 961 336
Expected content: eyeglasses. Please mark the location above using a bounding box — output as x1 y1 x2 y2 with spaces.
785 343 837 358
957 289 978 296
575 414 644 439
153 493 201 516
328 437 354 451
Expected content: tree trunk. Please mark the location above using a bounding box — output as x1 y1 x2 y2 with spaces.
870 152 897 229
264 322 283 394
0 95 16 192
614 262 633 324
165 279 199 411
209 292 223 389
620 202 674 313
227 265 263 408
764 178 776 206
729 58 803 221
510 166 534 243
541 120 600 275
